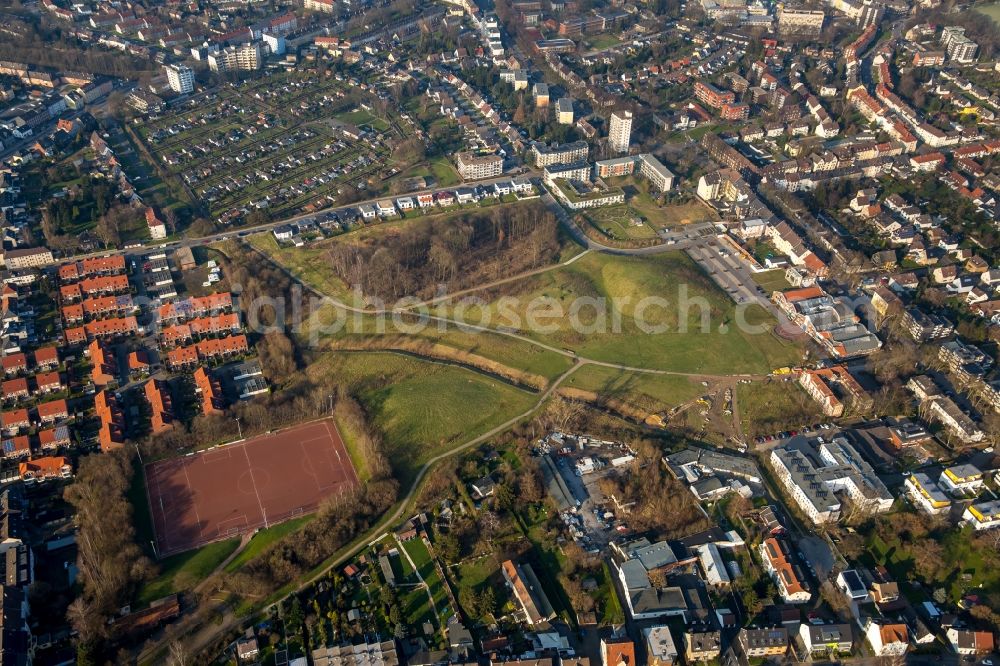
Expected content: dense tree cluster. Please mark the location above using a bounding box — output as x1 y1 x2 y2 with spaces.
325 203 561 300
597 440 712 538
64 451 153 647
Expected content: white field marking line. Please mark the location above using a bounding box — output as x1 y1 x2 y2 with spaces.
241 444 269 526
215 513 248 537
299 435 325 494
324 420 360 485
182 464 205 537
147 463 169 553
298 422 350 491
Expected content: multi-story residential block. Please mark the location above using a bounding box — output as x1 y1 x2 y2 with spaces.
965 499 1000 530
777 8 825 35
208 43 262 72
912 50 945 67
531 140 588 167
684 630 721 662
759 536 811 603
947 38 978 63
798 366 871 417
644 626 678 666
865 622 909 657
939 339 992 378
164 63 194 94
904 472 951 514
942 26 978 63
595 156 637 179
769 438 893 524
694 81 736 109
456 152 503 180
556 97 574 124
303 0 336 12
939 464 984 494
502 559 556 625
799 623 853 656
902 307 953 343
738 628 788 658
639 154 675 192
608 110 633 154
922 395 984 443
2 247 54 270
533 82 549 106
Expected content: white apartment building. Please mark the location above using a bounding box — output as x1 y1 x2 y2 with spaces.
165 64 194 94
904 473 950 515
608 110 633 154
208 43 262 72
939 464 984 494
964 500 1000 531
770 438 893 524
455 152 503 180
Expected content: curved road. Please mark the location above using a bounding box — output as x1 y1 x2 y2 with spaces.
136 181 771 662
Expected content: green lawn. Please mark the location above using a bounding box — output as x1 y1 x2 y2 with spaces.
629 195 720 230
752 269 792 294
336 411 374 482
596 562 625 625
737 378 821 437
975 2 1000 26
138 538 240 605
562 365 704 413
584 205 660 240
443 251 802 375
303 352 538 487
400 538 450 628
224 517 313 573
128 459 156 556
336 109 390 132
428 156 461 187
584 34 623 50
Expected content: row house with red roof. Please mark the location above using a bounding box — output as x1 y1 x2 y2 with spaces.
166 334 249 369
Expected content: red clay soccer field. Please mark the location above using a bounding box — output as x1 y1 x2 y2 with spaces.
145 418 359 556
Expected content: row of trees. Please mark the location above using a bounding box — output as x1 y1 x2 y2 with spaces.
65 451 153 656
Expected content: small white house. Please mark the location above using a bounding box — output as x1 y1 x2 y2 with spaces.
865 622 908 657
273 225 296 241
375 200 397 217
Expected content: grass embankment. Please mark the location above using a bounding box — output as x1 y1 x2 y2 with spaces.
560 365 706 420
223 517 314 573
303 352 538 488
752 269 793 294
444 251 801 375
974 2 1000 26
138 539 241 605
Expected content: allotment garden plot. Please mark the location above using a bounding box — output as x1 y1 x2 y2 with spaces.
133 73 400 221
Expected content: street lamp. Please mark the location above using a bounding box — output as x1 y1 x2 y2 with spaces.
235 417 243 440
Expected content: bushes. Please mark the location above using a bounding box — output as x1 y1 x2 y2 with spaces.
225 478 399 597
